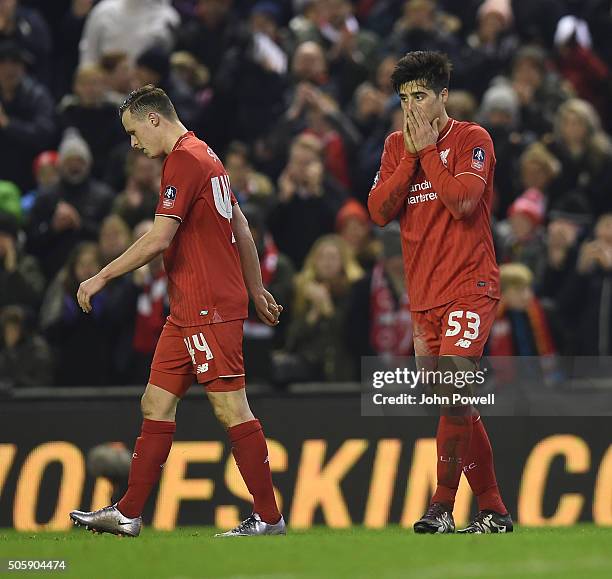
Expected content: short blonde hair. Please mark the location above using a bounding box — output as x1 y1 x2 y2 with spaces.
500 262 533 291
520 142 561 179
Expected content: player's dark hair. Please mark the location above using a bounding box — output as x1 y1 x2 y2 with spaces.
391 51 452 95
119 84 178 120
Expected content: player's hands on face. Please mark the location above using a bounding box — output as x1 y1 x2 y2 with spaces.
402 113 417 154
254 288 283 326
406 104 440 151
77 273 107 313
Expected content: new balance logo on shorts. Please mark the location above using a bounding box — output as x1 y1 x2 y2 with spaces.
197 363 209 374
455 339 472 348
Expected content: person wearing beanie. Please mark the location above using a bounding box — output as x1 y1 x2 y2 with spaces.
26 128 114 279
495 187 547 281
345 221 412 376
335 198 381 270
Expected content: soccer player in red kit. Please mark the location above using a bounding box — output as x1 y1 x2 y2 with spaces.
69 85 286 537
368 52 513 534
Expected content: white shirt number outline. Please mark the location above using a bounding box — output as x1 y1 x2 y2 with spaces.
211 174 232 220
445 310 481 340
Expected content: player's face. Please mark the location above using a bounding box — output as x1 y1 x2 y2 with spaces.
122 110 165 159
398 81 448 124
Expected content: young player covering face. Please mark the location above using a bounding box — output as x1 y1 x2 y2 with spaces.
368 51 513 534
69 85 286 537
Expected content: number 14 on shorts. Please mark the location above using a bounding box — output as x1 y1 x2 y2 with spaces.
445 310 481 349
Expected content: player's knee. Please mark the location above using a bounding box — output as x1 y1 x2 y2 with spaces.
140 388 178 421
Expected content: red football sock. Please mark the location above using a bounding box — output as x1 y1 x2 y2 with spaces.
117 419 176 518
229 419 280 524
431 412 473 509
463 415 508 514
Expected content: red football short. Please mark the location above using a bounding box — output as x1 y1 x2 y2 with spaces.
412 295 498 359
149 318 245 397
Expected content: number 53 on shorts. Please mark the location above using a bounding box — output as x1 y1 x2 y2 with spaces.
440 296 498 357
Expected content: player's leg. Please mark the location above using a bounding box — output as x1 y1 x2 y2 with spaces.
208 386 284 536
70 321 193 536
412 311 458 533
188 320 284 536
433 296 512 533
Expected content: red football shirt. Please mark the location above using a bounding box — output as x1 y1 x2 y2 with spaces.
368 118 500 311
155 131 248 326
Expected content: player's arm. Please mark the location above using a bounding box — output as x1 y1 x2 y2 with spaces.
231 203 282 326
77 215 179 313
408 107 489 220
367 131 419 227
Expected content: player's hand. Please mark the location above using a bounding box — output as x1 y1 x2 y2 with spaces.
77 273 108 313
406 105 439 151
402 113 417 154
253 288 283 326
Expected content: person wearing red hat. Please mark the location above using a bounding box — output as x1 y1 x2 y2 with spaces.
496 187 547 280
21 150 59 214
335 198 381 270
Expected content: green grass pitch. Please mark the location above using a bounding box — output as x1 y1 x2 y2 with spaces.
1 526 611 579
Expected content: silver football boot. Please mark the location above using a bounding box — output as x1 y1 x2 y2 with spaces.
69 504 141 537
214 513 286 537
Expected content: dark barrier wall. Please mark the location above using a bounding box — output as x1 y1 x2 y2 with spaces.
1 395 611 530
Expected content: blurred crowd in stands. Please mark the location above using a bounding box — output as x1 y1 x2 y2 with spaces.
1 0 612 389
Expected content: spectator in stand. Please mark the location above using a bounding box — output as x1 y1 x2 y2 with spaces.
241 203 295 383
213 2 289 145
57 64 125 179
176 0 239 81
510 45 571 136
558 213 612 355
224 141 274 211
79 0 179 66
0 0 52 83
445 90 477 122
495 188 547 280
0 40 55 192
112 149 162 228
0 305 53 389
98 214 131 266
554 15 610 124
115 219 168 384
312 0 380 105
538 192 592 303
385 0 464 84
518 142 561 211
335 198 381 271
40 241 111 386
0 211 45 311
287 41 339 102
477 80 525 217
27 128 114 280
273 234 363 384
133 46 201 129
21 151 60 215
464 0 519 99
99 51 134 105
269 133 345 268
345 222 412 376
546 98 612 215
488 262 559 356
54 0 94 98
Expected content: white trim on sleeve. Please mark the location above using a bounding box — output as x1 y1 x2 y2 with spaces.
155 213 183 222
455 171 487 184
